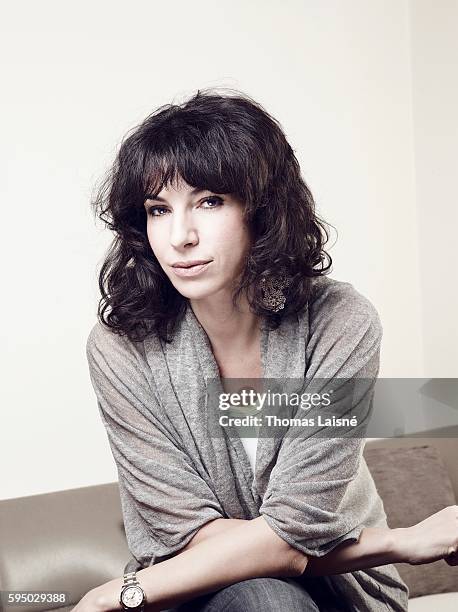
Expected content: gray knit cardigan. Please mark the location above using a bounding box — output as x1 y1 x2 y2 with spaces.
86 275 409 611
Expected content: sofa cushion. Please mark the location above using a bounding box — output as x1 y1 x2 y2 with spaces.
408 591 458 611
364 444 458 598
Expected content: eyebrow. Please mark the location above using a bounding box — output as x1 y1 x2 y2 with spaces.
144 187 208 204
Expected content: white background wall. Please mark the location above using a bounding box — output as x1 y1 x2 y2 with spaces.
1 0 456 499
409 0 458 377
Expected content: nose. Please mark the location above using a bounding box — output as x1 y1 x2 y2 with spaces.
169 210 198 249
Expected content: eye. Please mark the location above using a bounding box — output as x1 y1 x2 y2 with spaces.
201 196 224 209
146 196 224 218
147 206 169 217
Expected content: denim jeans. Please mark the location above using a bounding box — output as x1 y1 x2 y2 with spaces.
161 575 349 611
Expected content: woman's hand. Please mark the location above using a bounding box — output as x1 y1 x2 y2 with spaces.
70 578 123 612
70 589 106 612
394 505 458 566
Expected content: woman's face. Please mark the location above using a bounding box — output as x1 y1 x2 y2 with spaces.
144 178 251 302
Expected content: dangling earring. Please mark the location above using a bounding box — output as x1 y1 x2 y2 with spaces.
260 275 291 312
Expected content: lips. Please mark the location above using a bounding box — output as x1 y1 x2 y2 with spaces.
172 260 211 268
171 261 212 278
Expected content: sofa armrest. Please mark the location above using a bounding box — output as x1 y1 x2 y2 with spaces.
0 482 130 612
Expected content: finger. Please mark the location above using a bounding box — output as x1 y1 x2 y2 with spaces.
445 551 458 566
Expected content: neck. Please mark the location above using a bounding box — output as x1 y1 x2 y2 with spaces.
188 291 262 352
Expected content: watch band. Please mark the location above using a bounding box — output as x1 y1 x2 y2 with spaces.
123 571 140 587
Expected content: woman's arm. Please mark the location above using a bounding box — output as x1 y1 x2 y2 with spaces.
306 505 458 575
86 516 306 612
181 509 458 576
178 521 398 577
302 527 396 575
179 520 395 576
180 517 246 551
177 521 397 575
74 509 458 612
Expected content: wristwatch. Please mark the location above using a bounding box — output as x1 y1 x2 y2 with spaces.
119 571 147 611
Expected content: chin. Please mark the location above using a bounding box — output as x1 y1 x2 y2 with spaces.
173 282 225 302
179 291 216 302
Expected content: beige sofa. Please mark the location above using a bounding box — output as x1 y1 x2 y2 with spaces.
1 425 457 612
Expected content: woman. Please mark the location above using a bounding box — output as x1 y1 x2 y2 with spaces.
80 89 457 612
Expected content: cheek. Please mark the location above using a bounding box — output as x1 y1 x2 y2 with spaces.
211 214 250 249
146 225 164 259
211 222 251 272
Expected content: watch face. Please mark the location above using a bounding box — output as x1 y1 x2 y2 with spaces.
121 585 144 608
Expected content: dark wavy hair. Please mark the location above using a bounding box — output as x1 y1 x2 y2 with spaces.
91 87 334 344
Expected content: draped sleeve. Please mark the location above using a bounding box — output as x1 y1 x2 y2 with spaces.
86 322 225 567
259 281 384 558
